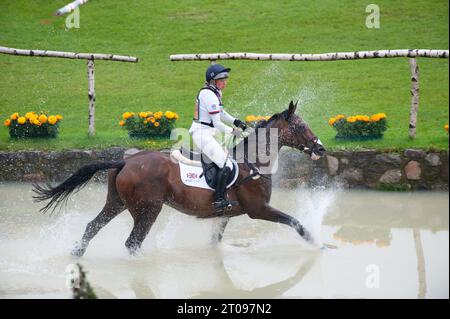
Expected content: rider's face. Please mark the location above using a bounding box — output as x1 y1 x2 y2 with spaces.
215 78 228 90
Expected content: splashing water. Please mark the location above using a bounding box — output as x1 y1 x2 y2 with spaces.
293 186 338 248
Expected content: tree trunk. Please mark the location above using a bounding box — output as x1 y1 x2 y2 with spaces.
87 59 95 137
409 58 420 139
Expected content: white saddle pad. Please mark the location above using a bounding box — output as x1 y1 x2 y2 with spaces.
178 160 239 190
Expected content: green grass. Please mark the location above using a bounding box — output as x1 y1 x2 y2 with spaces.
0 0 448 151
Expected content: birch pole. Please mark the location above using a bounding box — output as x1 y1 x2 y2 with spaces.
170 49 449 62
87 59 95 137
409 58 419 139
55 0 89 16
0 46 138 62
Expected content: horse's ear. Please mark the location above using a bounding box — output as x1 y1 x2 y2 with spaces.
287 100 297 120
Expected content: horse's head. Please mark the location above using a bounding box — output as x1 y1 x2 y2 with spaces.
270 101 326 160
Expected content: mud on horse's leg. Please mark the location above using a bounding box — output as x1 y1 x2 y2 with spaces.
247 204 313 244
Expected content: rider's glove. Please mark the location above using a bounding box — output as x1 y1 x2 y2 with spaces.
231 127 244 138
233 119 247 131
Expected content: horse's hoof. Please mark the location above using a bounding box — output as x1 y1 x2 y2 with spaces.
71 248 84 258
71 242 85 258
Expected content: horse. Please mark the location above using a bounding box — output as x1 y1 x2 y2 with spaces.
32 101 326 257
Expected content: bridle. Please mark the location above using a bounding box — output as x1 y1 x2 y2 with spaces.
298 136 320 156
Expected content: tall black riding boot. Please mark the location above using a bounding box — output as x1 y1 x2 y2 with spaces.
213 166 232 214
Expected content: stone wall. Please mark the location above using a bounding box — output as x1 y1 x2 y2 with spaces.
0 148 448 190
275 149 448 191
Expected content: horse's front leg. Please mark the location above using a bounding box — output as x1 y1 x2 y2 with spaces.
246 204 315 246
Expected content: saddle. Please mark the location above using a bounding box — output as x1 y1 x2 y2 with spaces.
171 147 239 190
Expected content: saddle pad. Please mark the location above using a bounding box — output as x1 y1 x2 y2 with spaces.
179 161 213 190
179 160 239 190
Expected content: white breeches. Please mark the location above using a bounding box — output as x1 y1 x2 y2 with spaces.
191 128 233 169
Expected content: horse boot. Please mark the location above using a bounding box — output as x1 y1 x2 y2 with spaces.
213 166 232 214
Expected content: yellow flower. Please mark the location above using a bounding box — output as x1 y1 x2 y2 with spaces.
445 124 449 132
10 113 19 120
360 115 370 122
139 112 148 118
149 117 156 123
25 112 35 119
245 115 256 122
38 114 47 124
165 111 175 119
122 112 134 120
174 112 179 120
17 117 26 125
154 111 163 120
154 122 160 127
335 114 345 120
371 113 387 122
56 114 63 121
48 116 57 125
33 119 42 126
119 120 125 126
328 117 336 126
347 117 357 123
4 119 11 126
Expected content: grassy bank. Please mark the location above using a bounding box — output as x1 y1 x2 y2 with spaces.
0 0 448 151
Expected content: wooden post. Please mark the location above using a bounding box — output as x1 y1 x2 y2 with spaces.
87 59 95 137
409 58 419 139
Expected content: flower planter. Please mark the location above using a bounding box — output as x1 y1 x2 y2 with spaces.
329 113 387 141
4 112 63 139
128 131 171 139
120 110 178 139
335 134 384 141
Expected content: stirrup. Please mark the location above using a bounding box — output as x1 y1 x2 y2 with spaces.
213 199 236 214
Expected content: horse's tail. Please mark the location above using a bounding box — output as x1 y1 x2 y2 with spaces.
32 160 126 214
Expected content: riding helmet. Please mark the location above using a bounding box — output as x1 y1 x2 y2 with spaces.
205 64 231 82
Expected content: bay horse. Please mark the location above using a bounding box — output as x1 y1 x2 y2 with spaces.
32 101 326 257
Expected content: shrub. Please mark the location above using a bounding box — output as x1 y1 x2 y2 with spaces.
329 113 387 140
4 112 63 138
120 110 178 138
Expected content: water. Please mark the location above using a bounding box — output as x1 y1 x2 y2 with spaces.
0 182 448 299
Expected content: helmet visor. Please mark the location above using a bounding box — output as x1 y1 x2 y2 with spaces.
213 71 229 80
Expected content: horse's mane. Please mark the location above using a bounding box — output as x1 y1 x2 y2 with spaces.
254 110 289 129
233 110 288 152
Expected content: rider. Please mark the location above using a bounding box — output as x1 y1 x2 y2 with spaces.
189 64 247 213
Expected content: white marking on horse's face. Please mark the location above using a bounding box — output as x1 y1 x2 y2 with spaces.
311 153 321 161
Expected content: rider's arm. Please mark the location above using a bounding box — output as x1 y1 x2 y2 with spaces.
210 112 233 134
220 109 236 125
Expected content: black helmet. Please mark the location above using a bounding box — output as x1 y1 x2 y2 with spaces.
205 64 231 82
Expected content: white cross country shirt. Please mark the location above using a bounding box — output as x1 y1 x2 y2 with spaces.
190 86 236 134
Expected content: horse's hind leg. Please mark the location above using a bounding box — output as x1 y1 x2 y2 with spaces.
125 202 163 255
72 170 125 257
